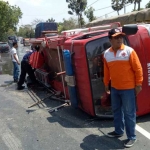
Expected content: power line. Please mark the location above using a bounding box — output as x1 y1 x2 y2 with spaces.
97 10 116 18
95 3 133 12
96 3 133 19
87 0 100 8
95 6 112 11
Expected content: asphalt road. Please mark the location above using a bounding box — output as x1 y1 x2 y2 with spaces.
0 41 150 150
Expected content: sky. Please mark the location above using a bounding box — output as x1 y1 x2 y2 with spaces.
3 0 149 27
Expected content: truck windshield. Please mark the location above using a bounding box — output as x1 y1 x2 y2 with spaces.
86 37 111 102
86 36 128 80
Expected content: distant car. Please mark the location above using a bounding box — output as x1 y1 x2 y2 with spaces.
20 38 24 44
8 35 18 47
23 38 30 46
0 42 10 53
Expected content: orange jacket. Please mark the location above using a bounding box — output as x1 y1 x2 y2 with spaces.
103 44 143 89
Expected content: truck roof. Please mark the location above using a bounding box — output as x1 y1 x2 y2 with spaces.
137 24 150 35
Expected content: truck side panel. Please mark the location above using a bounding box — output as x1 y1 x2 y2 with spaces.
128 26 150 116
64 41 95 116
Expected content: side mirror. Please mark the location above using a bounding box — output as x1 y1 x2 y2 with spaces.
122 24 138 35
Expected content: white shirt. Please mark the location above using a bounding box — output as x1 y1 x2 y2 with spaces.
10 47 19 62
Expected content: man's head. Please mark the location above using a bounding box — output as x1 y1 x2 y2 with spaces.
13 42 18 48
34 45 40 52
108 28 125 50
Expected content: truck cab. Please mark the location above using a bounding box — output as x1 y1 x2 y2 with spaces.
63 24 150 117
35 22 58 38
30 23 150 118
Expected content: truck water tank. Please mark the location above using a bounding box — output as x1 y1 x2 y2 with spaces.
63 50 78 108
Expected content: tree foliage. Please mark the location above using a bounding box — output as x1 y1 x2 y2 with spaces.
84 7 96 22
0 1 22 41
58 17 78 33
111 0 124 15
18 25 35 38
31 18 44 27
126 0 142 11
46 18 55 23
111 0 142 14
66 0 87 27
145 1 150 8
18 18 44 38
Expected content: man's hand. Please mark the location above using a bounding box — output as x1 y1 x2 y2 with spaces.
14 54 20 65
105 86 110 94
135 86 142 96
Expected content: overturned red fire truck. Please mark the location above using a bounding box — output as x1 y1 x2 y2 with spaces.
29 22 150 118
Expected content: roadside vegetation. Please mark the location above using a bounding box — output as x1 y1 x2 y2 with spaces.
0 1 22 41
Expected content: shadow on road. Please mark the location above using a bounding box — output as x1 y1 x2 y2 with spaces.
80 134 125 150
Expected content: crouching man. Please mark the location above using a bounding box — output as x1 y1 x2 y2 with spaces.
17 45 40 90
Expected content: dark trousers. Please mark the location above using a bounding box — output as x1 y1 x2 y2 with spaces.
111 87 136 140
18 60 36 86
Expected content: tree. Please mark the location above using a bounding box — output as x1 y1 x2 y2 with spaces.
1 29 16 42
31 18 44 27
145 1 150 8
46 18 55 23
18 25 35 38
84 7 96 22
127 0 142 11
0 1 22 41
111 0 124 15
58 17 78 33
18 18 46 38
7 29 16 36
66 0 87 27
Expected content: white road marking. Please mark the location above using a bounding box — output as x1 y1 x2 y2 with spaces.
136 124 150 140
2 132 23 150
0 119 23 150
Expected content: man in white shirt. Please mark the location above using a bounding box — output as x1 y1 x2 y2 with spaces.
10 42 20 82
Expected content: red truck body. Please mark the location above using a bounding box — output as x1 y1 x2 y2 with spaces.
30 23 150 117
127 25 150 116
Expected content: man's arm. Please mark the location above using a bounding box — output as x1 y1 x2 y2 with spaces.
103 58 110 94
13 53 20 65
129 50 143 95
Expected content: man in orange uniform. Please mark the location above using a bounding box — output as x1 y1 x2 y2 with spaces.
103 28 143 148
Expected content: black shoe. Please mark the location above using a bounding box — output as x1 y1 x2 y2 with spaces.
107 131 123 138
124 139 137 148
14 79 18 83
17 86 25 90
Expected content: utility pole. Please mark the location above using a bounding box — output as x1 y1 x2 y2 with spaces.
124 4 126 14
